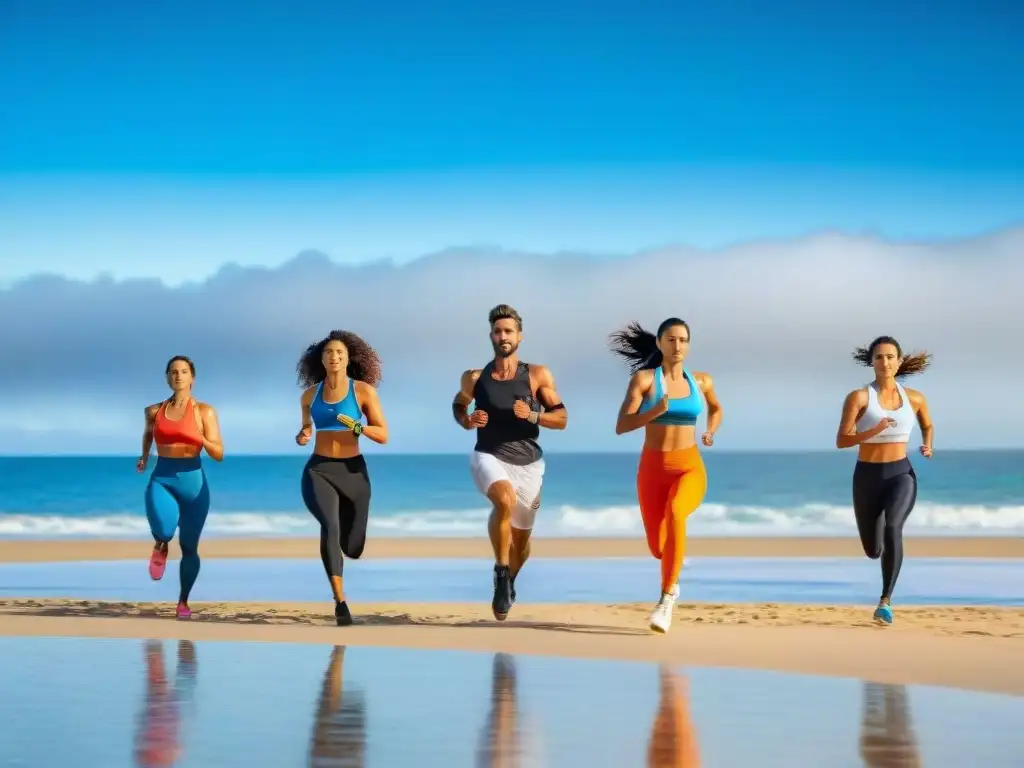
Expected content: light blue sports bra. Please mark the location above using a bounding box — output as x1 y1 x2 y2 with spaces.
638 368 704 426
310 380 362 431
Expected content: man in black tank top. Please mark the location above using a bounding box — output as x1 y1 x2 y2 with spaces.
451 304 569 621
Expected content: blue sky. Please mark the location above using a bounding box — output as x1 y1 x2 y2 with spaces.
4 0 1022 176
0 0 1022 452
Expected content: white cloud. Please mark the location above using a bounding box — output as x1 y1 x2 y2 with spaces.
1 227 1021 453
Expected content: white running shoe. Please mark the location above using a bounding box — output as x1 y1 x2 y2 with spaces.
649 585 680 634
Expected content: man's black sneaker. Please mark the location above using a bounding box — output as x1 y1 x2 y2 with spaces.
492 565 513 620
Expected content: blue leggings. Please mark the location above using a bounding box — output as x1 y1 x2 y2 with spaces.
145 456 211 603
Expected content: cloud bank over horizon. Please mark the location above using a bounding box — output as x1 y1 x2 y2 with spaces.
1 227 1022 454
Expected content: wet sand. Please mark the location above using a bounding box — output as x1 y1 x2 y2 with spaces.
3 535 1021 701
2 535 1022 563
1 598 1021 696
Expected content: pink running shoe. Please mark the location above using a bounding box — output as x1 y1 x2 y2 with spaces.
176 602 192 620
148 545 167 581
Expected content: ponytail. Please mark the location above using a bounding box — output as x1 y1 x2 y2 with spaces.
609 317 690 373
852 336 932 379
895 353 932 377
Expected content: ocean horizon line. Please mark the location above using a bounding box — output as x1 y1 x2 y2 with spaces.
1 447 1022 460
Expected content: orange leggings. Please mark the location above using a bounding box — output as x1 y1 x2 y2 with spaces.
637 446 708 594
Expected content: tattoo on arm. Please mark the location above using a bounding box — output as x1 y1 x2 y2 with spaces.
452 399 469 423
453 369 478 427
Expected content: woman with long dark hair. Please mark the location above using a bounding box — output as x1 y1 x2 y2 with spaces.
835 335 933 625
609 318 723 634
295 330 388 626
137 355 224 620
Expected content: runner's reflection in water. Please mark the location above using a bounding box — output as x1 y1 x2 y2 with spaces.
859 682 922 768
133 639 198 768
308 646 366 768
647 665 701 767
475 653 545 767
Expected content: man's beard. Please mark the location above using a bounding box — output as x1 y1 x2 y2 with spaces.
492 341 518 358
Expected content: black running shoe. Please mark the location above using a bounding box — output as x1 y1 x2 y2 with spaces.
510 576 517 605
335 600 353 627
492 565 513 620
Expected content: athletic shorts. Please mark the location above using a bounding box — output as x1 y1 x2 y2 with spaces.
469 451 545 530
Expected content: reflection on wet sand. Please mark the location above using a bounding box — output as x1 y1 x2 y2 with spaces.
309 646 366 768
133 639 198 768
123 642 924 768
473 654 701 767
475 653 541 767
859 682 922 768
647 666 701 767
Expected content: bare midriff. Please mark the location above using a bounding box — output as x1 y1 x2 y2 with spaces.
643 423 698 453
313 431 361 460
857 443 909 463
155 443 202 459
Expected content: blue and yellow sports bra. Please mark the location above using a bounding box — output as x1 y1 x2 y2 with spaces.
637 368 704 426
310 380 362 431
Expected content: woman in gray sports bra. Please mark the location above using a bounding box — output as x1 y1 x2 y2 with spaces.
835 335 934 626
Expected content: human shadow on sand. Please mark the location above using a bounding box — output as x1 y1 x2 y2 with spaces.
0 598 648 636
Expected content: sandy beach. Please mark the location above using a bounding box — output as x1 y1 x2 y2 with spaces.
2 535 1023 563
3 535 1022 700
1 598 1022 697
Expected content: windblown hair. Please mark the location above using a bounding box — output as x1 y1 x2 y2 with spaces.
165 355 195 376
296 330 383 388
488 304 522 331
852 335 932 378
608 317 690 373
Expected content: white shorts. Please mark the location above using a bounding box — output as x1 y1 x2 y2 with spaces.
469 451 546 530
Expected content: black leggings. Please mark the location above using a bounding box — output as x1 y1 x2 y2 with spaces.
852 458 918 600
301 455 371 590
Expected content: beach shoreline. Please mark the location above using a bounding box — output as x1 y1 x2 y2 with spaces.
6 537 1021 701
1 598 1021 696
1 535 1022 563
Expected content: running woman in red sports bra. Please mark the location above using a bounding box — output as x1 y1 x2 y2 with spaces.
137 356 224 620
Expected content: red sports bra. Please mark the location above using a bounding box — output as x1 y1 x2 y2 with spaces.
152 399 204 448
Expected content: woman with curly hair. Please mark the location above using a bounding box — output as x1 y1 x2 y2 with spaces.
295 330 389 626
609 318 723 634
835 335 934 626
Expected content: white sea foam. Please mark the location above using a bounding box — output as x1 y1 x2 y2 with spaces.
1 503 1023 538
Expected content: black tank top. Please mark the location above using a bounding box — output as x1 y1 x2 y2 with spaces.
472 361 543 465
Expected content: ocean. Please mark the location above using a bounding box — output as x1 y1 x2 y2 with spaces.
1 450 1021 539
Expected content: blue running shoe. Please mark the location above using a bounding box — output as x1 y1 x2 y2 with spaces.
873 604 893 625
